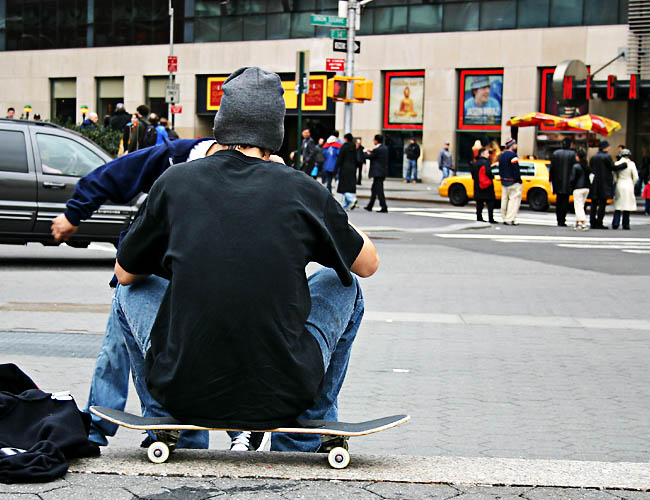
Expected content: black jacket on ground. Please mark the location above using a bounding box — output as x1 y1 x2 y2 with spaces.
589 151 620 199
570 161 590 191
550 148 575 195
405 142 421 160
470 157 496 201
336 142 358 194
0 364 99 484
365 144 389 178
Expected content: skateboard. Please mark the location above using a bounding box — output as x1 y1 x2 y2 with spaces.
89 406 410 469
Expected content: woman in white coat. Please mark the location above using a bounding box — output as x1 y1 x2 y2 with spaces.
612 149 639 230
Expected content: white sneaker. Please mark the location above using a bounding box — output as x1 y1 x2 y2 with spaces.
230 431 270 452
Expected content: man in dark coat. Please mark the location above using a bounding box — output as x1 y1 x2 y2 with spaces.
336 133 358 210
299 128 316 175
364 134 389 213
549 138 575 227
589 140 622 229
109 103 131 132
470 146 496 223
355 138 364 185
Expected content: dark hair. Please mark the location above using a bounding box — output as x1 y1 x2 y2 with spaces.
344 133 354 142
619 144 625 149
374 134 383 143
160 117 169 128
332 130 339 137
7 107 15 112
136 104 151 117
576 149 587 160
561 137 572 149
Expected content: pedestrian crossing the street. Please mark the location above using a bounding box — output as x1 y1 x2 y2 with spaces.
390 206 650 228
434 233 650 254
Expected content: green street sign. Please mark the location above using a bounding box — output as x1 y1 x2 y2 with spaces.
310 14 347 27
329 29 348 39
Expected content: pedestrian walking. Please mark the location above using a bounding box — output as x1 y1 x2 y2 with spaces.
611 149 639 230
364 134 389 213
498 138 522 225
549 138 575 227
589 140 622 229
470 146 496 223
299 128 316 175
160 117 179 140
404 138 421 184
127 105 151 153
322 131 342 192
438 141 454 184
570 149 590 231
355 138 364 185
312 137 325 179
642 179 650 215
336 133 358 210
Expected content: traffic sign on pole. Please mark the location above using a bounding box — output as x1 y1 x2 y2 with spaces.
165 83 180 104
168 56 178 73
326 58 345 72
329 29 347 39
310 14 346 27
333 39 360 54
170 105 182 114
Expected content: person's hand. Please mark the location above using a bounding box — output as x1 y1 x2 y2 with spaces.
51 214 78 242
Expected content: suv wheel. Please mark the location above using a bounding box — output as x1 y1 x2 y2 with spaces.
448 184 468 206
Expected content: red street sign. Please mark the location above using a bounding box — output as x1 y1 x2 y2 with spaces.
170 105 182 114
168 56 178 73
326 58 345 72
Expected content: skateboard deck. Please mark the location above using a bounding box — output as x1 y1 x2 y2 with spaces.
90 406 410 468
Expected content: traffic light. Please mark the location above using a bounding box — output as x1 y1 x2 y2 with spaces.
353 80 373 101
327 77 348 100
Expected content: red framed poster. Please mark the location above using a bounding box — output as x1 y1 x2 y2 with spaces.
539 67 589 131
383 70 425 130
458 69 503 130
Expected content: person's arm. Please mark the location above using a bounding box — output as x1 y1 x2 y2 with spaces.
348 223 379 278
114 260 148 285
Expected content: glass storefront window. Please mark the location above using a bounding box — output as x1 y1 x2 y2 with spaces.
96 77 124 121
195 17 220 43
146 77 169 120
221 16 243 41
408 5 442 33
267 13 290 39
480 1 516 30
290 12 314 38
550 0 584 27
243 15 266 41
443 3 479 32
50 78 76 124
517 0 549 28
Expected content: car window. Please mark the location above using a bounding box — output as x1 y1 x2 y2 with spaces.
519 162 536 176
36 133 104 177
0 130 29 173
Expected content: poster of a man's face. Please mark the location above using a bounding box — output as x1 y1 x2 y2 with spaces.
458 70 503 130
384 71 425 129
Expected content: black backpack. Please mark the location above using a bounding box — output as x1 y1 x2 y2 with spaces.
141 124 158 148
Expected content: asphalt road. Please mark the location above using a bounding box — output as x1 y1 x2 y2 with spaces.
1 202 649 462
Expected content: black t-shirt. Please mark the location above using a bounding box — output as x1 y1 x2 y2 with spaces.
117 150 364 429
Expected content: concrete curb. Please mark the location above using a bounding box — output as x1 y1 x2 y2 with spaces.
69 448 650 491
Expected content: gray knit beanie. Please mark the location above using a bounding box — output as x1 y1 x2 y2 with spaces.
213 67 285 152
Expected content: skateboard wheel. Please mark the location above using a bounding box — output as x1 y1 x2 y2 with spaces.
147 442 170 464
327 447 350 469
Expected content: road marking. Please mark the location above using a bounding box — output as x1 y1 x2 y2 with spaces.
364 311 650 330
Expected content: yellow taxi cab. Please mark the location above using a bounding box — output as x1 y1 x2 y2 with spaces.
438 159 556 211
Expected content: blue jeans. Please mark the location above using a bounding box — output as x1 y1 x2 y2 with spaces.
406 159 417 182
342 192 357 210
105 276 209 448
440 166 452 184
322 170 335 193
271 268 364 452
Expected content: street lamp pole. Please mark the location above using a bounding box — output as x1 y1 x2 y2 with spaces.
343 0 357 135
168 0 174 128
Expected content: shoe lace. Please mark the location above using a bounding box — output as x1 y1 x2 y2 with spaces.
230 432 251 451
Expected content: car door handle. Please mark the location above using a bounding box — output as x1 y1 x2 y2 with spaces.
43 182 66 189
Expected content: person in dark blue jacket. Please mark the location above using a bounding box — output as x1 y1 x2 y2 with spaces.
51 137 217 450
497 138 522 225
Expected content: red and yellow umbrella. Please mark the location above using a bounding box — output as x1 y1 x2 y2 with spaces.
506 112 567 128
561 114 622 136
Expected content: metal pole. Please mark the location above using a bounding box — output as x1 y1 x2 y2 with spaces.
343 0 356 135
296 52 304 170
169 0 174 128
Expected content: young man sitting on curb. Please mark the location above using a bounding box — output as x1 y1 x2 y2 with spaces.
114 67 379 452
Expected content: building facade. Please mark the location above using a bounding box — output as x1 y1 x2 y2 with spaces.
0 0 639 182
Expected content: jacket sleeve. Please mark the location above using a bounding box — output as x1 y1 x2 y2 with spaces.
513 156 522 183
63 143 172 226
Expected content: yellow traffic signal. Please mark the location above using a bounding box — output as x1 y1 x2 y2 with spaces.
353 80 373 101
327 77 348 100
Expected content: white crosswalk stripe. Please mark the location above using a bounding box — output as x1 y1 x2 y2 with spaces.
434 233 650 254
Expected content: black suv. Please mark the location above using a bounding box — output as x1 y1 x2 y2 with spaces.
0 119 139 247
